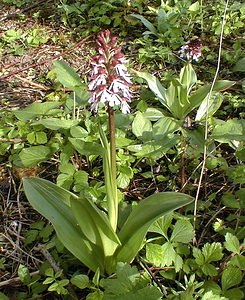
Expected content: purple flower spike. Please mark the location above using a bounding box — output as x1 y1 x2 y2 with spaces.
88 30 132 114
180 37 202 62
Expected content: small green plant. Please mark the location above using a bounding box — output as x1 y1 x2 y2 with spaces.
1 28 48 55
43 268 69 295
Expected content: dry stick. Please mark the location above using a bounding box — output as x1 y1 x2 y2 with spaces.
193 0 230 245
0 137 24 143
35 244 78 300
197 206 226 247
0 271 40 288
0 34 94 80
139 256 167 298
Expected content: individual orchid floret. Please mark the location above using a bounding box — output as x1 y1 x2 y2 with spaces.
88 30 132 114
180 37 202 62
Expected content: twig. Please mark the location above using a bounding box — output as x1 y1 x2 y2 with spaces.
193 0 230 246
14 75 50 90
138 256 167 298
0 271 39 288
0 0 52 22
0 34 94 80
197 206 226 246
35 244 78 300
0 138 24 143
34 244 60 274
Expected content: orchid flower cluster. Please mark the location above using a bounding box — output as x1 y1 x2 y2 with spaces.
88 30 132 114
180 37 202 62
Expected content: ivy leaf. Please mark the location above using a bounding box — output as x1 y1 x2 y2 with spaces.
224 233 240 254
146 244 164 266
202 243 223 263
86 290 104 300
224 288 244 300
170 219 194 243
102 263 162 300
132 111 152 141
202 263 218 277
221 266 243 291
70 274 90 289
149 213 173 239
193 248 205 265
162 242 176 266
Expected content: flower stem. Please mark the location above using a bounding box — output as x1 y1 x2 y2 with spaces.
108 105 118 231
108 106 117 184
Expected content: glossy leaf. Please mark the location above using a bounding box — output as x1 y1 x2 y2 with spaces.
179 63 197 94
33 118 79 130
153 116 180 140
129 14 158 36
187 80 236 117
116 192 194 263
23 177 103 272
133 70 169 109
69 138 103 156
132 111 152 141
14 102 63 121
195 93 224 121
53 60 84 89
211 119 245 142
19 145 51 167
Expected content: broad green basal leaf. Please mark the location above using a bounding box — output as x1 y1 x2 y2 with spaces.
186 80 236 117
132 111 152 141
23 177 103 272
70 197 121 258
195 93 224 121
116 192 194 263
179 63 197 94
153 116 181 140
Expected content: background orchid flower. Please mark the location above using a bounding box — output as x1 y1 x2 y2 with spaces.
180 37 202 62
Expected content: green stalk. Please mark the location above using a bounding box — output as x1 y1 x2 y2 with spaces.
108 106 117 187
108 106 118 231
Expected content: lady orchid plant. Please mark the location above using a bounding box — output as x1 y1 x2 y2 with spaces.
23 30 194 276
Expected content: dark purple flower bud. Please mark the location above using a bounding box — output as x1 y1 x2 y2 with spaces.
180 37 202 62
